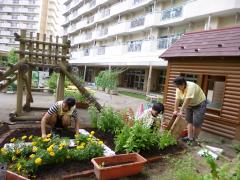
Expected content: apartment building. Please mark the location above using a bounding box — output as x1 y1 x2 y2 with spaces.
62 0 240 93
39 0 61 37
0 0 61 53
0 0 40 52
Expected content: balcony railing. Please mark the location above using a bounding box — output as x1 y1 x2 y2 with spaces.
85 32 92 40
98 28 108 37
133 0 144 5
157 35 181 49
87 15 94 24
100 8 110 18
161 6 183 21
89 0 96 8
130 16 145 28
97 47 105 55
127 40 142 52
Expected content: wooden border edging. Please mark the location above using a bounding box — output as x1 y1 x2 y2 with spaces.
62 169 94 179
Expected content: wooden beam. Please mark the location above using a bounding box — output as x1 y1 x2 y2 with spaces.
0 76 17 91
59 62 102 111
0 61 26 80
16 29 26 116
146 65 152 95
14 50 70 59
23 73 33 112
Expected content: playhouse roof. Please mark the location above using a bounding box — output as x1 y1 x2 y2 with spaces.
160 26 240 58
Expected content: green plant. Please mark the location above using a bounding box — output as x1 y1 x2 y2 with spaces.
88 105 99 128
48 73 71 93
114 122 176 153
97 107 124 135
7 48 18 65
64 89 85 102
0 133 104 177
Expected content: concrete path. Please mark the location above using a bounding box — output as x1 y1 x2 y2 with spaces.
0 90 147 125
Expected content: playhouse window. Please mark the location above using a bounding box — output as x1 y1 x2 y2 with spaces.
205 76 225 111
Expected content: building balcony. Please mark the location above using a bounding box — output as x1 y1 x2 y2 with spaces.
108 21 129 36
0 31 11 36
157 35 181 49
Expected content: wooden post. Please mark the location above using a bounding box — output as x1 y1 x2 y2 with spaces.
49 35 52 64
59 62 102 111
42 34 46 64
36 33 40 63
24 32 33 111
16 30 26 116
56 36 67 101
83 65 87 81
146 65 152 95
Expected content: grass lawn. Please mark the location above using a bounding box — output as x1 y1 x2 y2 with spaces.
119 91 147 100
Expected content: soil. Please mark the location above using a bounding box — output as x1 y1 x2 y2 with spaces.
0 127 185 180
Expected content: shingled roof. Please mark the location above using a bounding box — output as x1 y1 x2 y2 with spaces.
160 26 240 58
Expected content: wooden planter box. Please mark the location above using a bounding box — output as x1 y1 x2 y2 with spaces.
76 102 89 109
110 90 118 95
105 88 110 94
91 153 147 180
6 171 30 180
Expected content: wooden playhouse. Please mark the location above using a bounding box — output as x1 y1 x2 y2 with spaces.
160 26 240 140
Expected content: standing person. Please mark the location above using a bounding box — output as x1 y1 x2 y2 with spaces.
138 103 164 129
173 76 207 143
41 97 80 138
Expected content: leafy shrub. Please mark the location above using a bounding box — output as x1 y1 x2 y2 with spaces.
114 122 176 153
48 73 71 93
97 107 124 135
64 89 85 103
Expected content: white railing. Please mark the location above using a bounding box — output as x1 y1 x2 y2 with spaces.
97 46 105 55
127 40 142 52
130 16 145 28
157 35 181 49
160 6 183 21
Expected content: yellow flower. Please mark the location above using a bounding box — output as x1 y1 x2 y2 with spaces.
47 134 52 138
10 138 16 143
21 135 27 140
87 138 91 141
32 142 37 146
90 131 95 135
98 141 103 145
32 146 38 153
29 154 35 159
43 138 50 142
77 145 84 150
76 141 80 145
89 134 93 138
35 157 42 166
15 149 21 155
29 135 33 140
12 156 16 161
74 134 79 138
47 147 53 152
80 142 86 147
59 146 63 150
17 164 22 172
49 151 55 157
1 148 7 155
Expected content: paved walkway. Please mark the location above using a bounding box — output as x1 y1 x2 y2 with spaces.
0 90 147 125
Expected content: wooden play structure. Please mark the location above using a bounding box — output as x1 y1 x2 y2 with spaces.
0 29 102 121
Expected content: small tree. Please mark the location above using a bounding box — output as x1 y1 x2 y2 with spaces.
7 48 18 65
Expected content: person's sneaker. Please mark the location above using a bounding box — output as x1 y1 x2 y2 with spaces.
181 136 193 143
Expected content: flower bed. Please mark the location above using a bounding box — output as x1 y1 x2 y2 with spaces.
0 129 104 179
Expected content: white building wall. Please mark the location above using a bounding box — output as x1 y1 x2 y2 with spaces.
62 0 240 67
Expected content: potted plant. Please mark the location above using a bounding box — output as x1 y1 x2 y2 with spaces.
91 153 147 180
64 88 89 109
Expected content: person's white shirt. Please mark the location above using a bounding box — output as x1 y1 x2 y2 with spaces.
137 108 163 128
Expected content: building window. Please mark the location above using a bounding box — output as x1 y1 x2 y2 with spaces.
133 0 143 5
13 0 19 4
27 16 34 20
205 76 225 110
130 16 145 28
28 8 34 12
97 46 105 55
12 15 18 19
157 34 181 49
161 6 183 21
83 48 90 56
29 0 35 5
127 40 142 52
